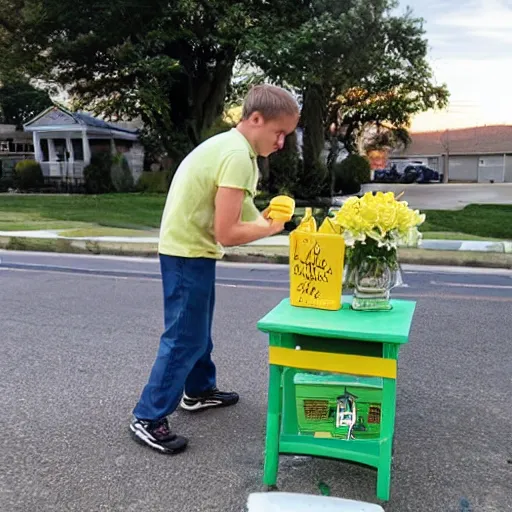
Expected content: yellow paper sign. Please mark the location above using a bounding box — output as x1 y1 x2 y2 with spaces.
289 228 345 311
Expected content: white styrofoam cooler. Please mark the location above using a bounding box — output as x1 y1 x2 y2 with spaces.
247 492 384 512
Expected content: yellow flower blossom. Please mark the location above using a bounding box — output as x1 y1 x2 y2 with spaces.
334 191 425 247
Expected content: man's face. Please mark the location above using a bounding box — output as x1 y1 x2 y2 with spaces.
249 112 299 157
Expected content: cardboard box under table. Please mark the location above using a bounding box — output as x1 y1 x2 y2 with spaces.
257 297 416 501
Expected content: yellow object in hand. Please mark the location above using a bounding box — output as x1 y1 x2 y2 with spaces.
268 195 295 222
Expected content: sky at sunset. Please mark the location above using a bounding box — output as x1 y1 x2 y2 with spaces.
401 0 512 132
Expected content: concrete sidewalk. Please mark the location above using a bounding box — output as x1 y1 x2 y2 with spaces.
1 229 511 268
0 230 510 253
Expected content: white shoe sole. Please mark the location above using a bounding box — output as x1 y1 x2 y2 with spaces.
179 399 223 411
129 423 167 452
129 423 188 454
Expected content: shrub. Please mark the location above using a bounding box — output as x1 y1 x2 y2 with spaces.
110 153 134 192
293 159 330 200
84 152 113 194
136 171 172 193
13 159 44 191
0 176 14 192
333 154 371 195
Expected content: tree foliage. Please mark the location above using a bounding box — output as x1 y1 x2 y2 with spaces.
0 0 449 198
0 0 275 161
245 0 449 177
0 77 52 128
324 8 449 153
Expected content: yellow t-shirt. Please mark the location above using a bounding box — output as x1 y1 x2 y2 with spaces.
158 128 261 259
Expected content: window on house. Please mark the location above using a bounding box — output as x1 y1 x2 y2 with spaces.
40 139 49 161
53 139 67 161
71 139 84 161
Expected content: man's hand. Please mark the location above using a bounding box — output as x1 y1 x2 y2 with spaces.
267 218 285 235
214 187 284 247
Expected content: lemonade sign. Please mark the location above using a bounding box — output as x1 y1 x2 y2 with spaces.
289 209 345 311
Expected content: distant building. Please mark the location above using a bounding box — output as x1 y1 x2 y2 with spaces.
390 125 512 183
0 125 35 178
23 105 144 185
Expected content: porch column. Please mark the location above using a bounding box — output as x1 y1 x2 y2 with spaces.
32 132 43 162
65 137 74 180
82 130 91 165
66 137 74 162
110 138 117 156
48 139 57 161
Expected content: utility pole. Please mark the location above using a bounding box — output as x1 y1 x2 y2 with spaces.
440 129 450 183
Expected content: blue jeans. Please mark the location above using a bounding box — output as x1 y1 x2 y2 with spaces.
133 254 217 421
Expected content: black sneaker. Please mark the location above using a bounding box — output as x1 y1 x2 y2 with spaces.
179 387 239 412
129 416 188 454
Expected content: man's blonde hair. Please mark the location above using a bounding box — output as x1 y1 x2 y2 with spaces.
242 84 299 120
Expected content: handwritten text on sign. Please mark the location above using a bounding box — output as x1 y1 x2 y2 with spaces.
290 234 344 310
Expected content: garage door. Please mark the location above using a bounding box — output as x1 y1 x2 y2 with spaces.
478 155 505 183
449 156 478 181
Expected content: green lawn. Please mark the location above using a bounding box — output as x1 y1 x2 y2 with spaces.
421 231 504 241
0 194 166 231
420 205 512 240
0 194 510 240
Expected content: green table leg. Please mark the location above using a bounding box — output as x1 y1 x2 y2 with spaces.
377 344 399 501
282 368 298 435
263 364 283 487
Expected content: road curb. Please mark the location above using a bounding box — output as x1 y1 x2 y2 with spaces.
1 235 511 269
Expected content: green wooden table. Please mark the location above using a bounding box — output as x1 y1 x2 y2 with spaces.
257 296 416 501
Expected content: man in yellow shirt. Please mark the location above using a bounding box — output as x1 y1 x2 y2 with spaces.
130 84 299 454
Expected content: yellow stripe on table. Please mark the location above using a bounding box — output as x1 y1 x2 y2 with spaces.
269 347 397 379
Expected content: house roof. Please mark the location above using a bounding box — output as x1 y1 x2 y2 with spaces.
0 125 33 141
24 105 138 136
391 125 512 157
70 111 137 135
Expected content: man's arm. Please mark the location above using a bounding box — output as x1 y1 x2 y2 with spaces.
214 187 284 247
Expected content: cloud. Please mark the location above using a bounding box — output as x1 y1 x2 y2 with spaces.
435 0 512 36
470 29 512 45
395 0 512 129
411 56 512 130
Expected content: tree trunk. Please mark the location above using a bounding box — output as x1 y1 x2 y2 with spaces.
162 46 237 163
296 84 329 198
301 84 326 168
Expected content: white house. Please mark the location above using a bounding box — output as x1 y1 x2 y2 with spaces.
23 105 144 184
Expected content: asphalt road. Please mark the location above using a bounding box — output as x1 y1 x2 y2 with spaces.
1 251 512 512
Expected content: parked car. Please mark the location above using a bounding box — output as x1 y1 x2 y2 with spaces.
373 166 401 183
373 164 440 184
403 164 440 183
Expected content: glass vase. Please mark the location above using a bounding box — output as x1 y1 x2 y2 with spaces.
351 258 395 311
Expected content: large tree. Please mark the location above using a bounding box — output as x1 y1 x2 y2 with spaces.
0 0 448 189
0 0 287 161
245 0 449 186
329 8 449 154
245 0 391 163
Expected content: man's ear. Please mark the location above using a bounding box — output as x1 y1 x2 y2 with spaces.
249 111 264 127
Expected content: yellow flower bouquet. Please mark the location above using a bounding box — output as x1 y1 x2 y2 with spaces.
333 191 426 310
